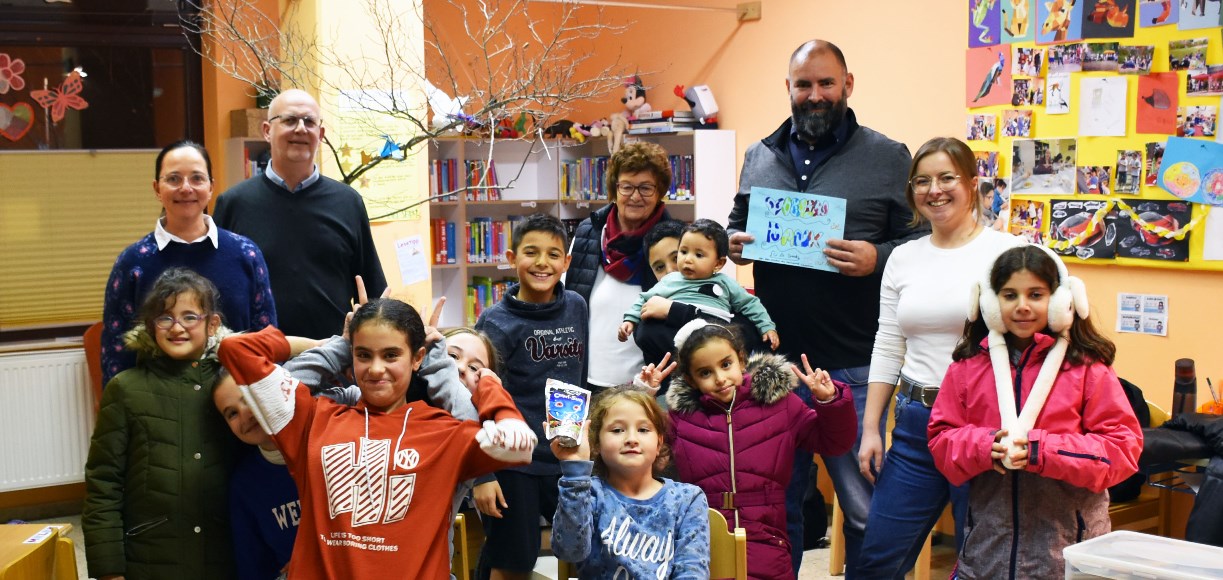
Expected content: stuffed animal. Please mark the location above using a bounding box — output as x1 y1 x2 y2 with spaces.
621 74 652 119
674 84 720 125
544 119 575 138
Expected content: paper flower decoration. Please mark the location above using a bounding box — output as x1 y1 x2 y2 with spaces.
0 53 26 94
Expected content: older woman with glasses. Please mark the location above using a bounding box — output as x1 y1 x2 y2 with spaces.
566 141 682 390
853 137 1025 577
100 140 277 384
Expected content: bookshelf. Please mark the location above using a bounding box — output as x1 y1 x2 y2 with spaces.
428 130 737 327
223 138 271 191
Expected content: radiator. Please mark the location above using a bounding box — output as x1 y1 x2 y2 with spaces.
0 349 94 493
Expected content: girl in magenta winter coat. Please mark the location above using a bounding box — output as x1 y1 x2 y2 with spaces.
643 320 857 580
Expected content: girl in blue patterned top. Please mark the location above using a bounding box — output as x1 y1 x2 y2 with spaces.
551 388 710 579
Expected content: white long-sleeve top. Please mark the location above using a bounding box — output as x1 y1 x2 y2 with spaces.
868 228 1025 387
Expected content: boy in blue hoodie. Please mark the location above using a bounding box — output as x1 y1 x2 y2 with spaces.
474 212 588 580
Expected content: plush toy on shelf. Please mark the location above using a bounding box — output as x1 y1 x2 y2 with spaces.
609 75 650 154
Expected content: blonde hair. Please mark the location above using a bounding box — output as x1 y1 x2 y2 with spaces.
588 388 671 478
442 327 499 375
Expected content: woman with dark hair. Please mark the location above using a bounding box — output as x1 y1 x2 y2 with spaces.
855 137 1025 577
566 141 680 389
101 140 277 384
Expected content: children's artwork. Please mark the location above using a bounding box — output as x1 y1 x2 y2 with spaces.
1115 149 1143 193
1137 72 1178 133
975 151 1000 177
1047 43 1084 73
1158 136 1223 204
1003 0 1036 43
0 53 26 94
1168 38 1208 70
1178 0 1220 29
1082 0 1136 38
30 71 89 124
1118 45 1155 74
1012 78 1046 105
967 46 1012 107
1038 0 1084 43
1145 141 1165 186
1116 198 1192 260
1012 138 1077 194
743 186 847 272
1079 77 1128 137
0 102 34 142
1082 42 1121 72
1013 46 1044 76
970 0 1003 47
1008 198 1046 243
544 379 591 447
1049 198 1119 259
1047 72 1072 114
1139 0 1178 27
1176 105 1217 137
967 114 998 141
1077 166 1113 194
1003 109 1034 136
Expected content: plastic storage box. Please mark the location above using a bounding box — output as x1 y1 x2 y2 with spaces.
1064 530 1223 579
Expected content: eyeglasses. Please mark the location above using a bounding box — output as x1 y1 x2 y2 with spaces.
269 114 321 130
153 313 207 330
159 174 211 188
616 182 658 199
909 173 961 194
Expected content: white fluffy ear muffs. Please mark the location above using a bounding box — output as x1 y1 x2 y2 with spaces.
1033 244 1089 333
971 277 1007 334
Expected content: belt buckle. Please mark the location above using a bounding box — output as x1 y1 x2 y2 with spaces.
918 385 938 408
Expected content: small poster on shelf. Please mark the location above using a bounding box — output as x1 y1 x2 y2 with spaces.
743 186 846 273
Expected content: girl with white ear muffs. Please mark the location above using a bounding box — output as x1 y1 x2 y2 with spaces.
929 244 1143 579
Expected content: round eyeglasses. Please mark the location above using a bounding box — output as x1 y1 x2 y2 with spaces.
153 313 206 330
909 173 961 194
616 182 658 199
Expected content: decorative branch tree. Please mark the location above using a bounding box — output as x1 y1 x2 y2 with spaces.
180 0 626 205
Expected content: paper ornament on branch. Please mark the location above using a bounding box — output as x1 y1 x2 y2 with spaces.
31 71 88 123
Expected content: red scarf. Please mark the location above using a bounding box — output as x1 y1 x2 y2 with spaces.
602 203 666 284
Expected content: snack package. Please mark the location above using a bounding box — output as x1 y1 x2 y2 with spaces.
545 379 590 448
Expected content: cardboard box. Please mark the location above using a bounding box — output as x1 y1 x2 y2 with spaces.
1064 530 1223 579
0 523 74 580
229 108 267 139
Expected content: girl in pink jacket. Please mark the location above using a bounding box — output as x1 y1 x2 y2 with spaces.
929 245 1142 580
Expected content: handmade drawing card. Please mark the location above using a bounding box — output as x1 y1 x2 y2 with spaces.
1037 0 1084 43
1116 198 1192 260
1047 72 1072 114
1049 198 1120 260
1118 45 1154 74
1079 77 1128 136
1159 136 1223 205
967 45 1012 107
743 186 847 273
1139 0 1178 27
1136 72 1177 133
1012 138 1078 195
1081 0 1136 38
969 0 1003 47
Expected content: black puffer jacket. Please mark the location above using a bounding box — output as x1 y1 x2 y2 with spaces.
566 203 678 304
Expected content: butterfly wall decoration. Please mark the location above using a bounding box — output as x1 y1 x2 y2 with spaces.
31 71 89 123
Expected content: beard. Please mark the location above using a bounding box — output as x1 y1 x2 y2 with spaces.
791 92 848 144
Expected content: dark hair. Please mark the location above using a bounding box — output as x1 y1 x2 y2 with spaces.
676 323 746 380
979 181 995 196
683 219 729 259
993 178 1008 189
587 387 671 478
511 212 568 252
138 267 221 332
905 137 981 227
951 246 1116 366
644 220 686 253
605 142 672 203
348 298 427 353
790 39 848 72
442 327 500 375
155 140 212 180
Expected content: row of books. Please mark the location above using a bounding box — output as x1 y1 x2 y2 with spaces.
429 216 525 265
628 109 697 135
561 154 696 201
466 276 518 326
429 159 503 201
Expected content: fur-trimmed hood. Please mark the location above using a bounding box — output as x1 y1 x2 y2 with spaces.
666 351 798 413
123 322 235 360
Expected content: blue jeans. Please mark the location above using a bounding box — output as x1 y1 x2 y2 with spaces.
785 365 883 577
855 395 968 579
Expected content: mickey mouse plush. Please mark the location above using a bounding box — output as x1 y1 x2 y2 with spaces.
621 74 652 119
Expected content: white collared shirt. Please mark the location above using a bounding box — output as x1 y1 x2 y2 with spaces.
265 162 321 193
154 214 219 250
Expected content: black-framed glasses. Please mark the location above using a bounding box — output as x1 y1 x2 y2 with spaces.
616 182 658 199
153 313 207 330
909 173 961 194
159 173 211 188
269 114 320 130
